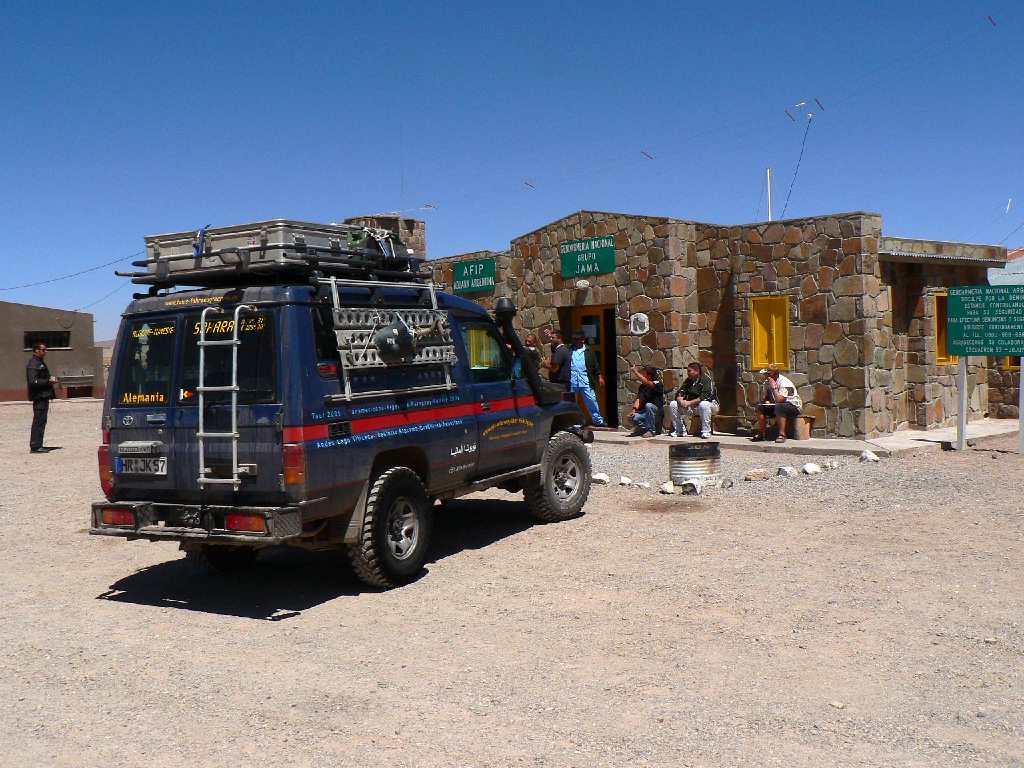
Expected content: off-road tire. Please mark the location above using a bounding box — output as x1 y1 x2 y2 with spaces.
187 545 258 574
523 430 592 522
347 467 433 589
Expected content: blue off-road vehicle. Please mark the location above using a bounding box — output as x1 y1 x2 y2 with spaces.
90 220 592 588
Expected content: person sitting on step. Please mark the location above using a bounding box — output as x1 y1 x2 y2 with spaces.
628 364 664 437
669 361 719 439
752 364 802 443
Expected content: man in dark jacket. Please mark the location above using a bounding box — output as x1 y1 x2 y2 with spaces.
628 365 665 437
669 362 719 438
26 343 59 453
543 328 571 389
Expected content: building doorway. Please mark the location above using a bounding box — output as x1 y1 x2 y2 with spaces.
566 305 618 427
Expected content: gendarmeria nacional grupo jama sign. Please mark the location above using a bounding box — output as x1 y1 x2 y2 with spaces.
947 285 1024 356
559 236 615 278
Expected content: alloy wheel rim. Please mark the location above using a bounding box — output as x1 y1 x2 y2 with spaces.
386 497 420 560
551 453 581 501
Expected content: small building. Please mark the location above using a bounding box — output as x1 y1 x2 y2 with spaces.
0 300 104 401
430 210 1011 438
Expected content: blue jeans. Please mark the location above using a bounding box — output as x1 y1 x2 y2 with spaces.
571 384 605 426
631 403 659 433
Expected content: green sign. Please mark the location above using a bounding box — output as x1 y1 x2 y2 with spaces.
559 236 615 278
947 285 1024 356
452 257 496 294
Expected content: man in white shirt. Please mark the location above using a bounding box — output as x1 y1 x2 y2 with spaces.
752 364 802 443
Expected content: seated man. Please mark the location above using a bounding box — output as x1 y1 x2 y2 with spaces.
753 364 802 443
669 362 719 439
628 365 664 437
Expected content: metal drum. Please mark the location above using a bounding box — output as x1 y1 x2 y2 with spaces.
668 442 721 485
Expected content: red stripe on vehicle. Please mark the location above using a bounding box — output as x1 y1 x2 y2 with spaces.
287 394 538 442
283 425 329 442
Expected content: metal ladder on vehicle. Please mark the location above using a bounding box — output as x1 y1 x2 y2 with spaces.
196 303 255 490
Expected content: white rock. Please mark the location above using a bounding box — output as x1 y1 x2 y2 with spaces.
619 476 632 486
828 700 846 710
633 481 651 489
801 462 823 475
823 459 840 470
777 466 799 477
592 473 610 485
859 450 880 463
659 481 675 495
744 468 772 481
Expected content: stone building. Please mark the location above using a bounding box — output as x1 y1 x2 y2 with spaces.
429 209 1010 438
0 300 104 401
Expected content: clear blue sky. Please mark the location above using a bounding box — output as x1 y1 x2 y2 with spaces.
1 0 1021 339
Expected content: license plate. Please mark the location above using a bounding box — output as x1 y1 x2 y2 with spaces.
116 456 168 475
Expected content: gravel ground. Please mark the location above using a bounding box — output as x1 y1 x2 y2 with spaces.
1 400 1022 767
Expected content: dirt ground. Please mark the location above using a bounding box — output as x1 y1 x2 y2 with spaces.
1 400 1021 767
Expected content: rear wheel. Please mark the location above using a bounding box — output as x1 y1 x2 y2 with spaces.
347 467 433 589
523 431 592 522
187 545 258 574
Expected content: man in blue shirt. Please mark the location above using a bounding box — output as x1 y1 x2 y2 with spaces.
568 331 605 427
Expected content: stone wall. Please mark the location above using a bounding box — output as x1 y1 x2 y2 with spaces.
428 208 1008 438
987 360 1020 418
344 215 427 258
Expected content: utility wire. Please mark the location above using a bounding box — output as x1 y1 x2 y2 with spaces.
780 117 813 219
75 282 131 312
0 251 142 291
999 218 1024 246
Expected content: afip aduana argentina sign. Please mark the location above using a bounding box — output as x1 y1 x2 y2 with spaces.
452 257 496 294
559 236 615 279
947 285 1024 356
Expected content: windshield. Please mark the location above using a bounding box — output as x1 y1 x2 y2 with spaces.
114 319 177 407
179 310 278 404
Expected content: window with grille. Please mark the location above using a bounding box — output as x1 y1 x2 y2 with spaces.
750 296 790 370
24 331 71 350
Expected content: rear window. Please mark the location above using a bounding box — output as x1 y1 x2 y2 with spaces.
179 310 278 404
114 319 178 407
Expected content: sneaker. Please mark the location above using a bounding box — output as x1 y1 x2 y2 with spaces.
628 428 645 437
641 431 654 438
668 431 677 437
700 431 711 439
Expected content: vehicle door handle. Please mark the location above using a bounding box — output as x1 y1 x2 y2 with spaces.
146 414 167 425
480 401 491 411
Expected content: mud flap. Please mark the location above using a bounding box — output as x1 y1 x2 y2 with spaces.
342 479 371 544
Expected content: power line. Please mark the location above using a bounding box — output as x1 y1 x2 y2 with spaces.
999 217 1024 245
75 282 131 312
780 116 813 219
0 252 142 291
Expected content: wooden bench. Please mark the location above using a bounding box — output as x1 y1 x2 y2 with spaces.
765 414 815 440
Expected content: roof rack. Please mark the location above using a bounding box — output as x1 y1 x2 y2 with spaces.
116 219 430 289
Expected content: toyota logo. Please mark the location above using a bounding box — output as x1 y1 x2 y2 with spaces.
122 415 135 426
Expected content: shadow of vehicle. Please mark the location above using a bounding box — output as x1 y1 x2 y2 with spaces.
97 495 537 620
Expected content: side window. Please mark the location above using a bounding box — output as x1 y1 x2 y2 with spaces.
934 292 958 366
461 320 511 383
312 304 340 363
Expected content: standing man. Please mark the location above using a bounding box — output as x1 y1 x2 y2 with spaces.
753 364 802 443
568 331 606 427
26 342 59 453
543 328 571 389
669 362 719 439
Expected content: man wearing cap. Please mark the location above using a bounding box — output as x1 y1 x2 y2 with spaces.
568 331 605 427
753 364 802 443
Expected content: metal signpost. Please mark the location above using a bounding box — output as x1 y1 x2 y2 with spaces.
559 236 615 279
452 257 496 295
946 285 1024 453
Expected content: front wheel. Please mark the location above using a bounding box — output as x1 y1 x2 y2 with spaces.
523 431 592 522
347 467 433 589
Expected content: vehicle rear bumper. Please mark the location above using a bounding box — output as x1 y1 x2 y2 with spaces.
89 500 306 544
